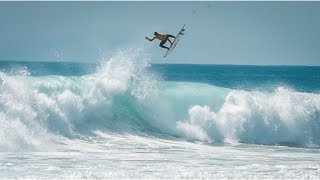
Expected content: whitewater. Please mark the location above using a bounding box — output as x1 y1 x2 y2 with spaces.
0 49 319 179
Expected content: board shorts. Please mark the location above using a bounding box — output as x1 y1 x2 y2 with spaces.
160 34 172 46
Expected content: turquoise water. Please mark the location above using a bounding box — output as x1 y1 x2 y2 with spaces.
1 61 319 92
0 50 319 178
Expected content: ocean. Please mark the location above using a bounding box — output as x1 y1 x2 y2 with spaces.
0 50 319 179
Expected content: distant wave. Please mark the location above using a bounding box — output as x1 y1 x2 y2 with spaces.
0 49 319 151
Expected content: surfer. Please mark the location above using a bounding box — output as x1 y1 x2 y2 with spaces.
145 32 176 50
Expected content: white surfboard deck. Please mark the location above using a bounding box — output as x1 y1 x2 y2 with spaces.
164 24 185 58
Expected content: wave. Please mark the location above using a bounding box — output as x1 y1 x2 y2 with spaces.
0 49 319 151
177 87 320 148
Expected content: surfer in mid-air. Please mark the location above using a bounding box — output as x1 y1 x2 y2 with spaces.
145 32 176 50
146 25 185 57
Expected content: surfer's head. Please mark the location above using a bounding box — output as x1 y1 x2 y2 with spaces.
154 32 158 35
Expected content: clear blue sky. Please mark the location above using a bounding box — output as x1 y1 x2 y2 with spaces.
0 1 320 65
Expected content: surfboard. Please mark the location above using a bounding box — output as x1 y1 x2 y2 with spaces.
164 24 186 58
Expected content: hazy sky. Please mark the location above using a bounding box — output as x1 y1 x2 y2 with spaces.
0 1 320 65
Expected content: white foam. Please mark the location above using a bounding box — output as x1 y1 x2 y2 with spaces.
177 87 320 147
0 49 154 151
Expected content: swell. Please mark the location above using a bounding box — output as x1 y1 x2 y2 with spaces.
0 49 319 151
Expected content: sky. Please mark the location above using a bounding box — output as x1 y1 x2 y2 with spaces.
0 1 320 65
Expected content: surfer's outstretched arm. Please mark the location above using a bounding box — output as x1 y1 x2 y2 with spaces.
145 36 155 41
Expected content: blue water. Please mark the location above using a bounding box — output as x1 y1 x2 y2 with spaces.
0 50 319 178
2 61 319 92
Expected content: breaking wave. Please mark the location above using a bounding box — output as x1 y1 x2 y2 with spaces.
0 49 319 151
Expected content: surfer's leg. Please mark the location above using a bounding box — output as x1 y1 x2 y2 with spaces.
165 35 174 45
159 40 169 50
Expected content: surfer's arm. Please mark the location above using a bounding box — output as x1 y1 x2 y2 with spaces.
145 36 155 41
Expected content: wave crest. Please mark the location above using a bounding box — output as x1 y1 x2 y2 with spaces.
178 87 320 147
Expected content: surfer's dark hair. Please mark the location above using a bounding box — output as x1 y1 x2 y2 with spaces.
154 32 158 35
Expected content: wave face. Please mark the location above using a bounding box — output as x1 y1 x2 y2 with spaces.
0 49 320 151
